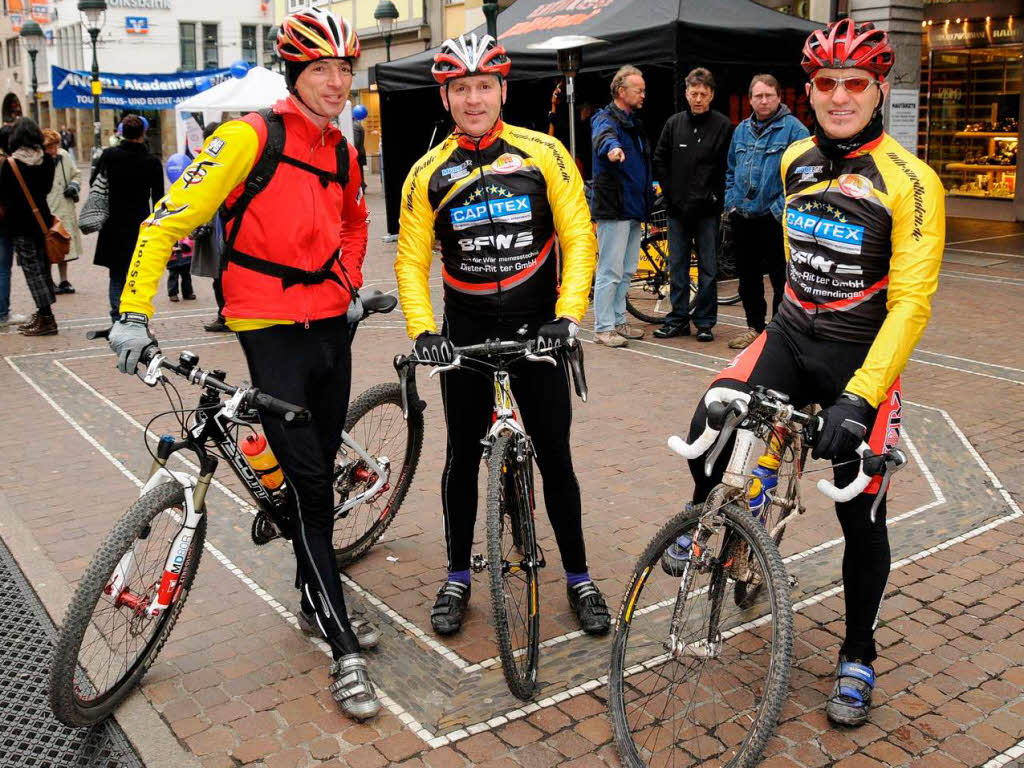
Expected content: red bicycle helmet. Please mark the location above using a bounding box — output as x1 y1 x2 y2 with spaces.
432 34 511 84
277 8 360 63
801 18 893 79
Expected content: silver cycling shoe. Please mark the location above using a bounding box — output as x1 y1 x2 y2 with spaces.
329 653 380 721
297 606 381 650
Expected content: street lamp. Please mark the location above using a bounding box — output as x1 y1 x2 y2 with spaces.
79 0 107 163
373 0 399 62
20 20 43 123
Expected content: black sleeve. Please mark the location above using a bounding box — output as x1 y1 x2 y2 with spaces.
90 149 108 186
653 117 674 191
150 157 165 209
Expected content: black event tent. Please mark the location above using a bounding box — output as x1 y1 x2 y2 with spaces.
375 0 819 233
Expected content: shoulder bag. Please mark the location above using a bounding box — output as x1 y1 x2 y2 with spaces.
9 158 71 264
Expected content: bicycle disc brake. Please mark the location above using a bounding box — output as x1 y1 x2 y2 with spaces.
251 509 282 545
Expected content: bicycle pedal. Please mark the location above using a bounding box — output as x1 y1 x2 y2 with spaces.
251 510 281 545
788 574 799 590
470 553 487 573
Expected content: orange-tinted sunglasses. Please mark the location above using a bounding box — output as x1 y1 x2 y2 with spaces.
811 75 878 94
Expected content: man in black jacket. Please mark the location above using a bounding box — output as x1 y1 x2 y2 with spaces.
652 67 732 342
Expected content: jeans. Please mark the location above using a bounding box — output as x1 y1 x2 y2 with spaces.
167 264 194 297
109 266 128 322
0 235 12 319
594 219 642 333
666 214 718 329
732 213 786 333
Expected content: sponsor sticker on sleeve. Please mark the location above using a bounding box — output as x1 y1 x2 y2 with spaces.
205 137 225 157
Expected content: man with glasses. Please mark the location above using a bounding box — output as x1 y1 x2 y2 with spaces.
108 9 383 721
652 67 733 342
666 19 944 728
725 74 809 350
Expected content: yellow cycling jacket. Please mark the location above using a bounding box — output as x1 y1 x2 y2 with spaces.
395 121 596 338
779 132 945 406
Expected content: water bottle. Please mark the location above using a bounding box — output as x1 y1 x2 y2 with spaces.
748 454 779 522
241 433 285 490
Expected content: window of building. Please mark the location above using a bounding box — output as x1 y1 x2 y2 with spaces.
262 24 275 65
180 22 197 70
202 23 219 70
241 24 258 66
7 36 21 68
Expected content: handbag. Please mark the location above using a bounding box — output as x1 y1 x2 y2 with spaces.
78 165 110 234
8 158 72 264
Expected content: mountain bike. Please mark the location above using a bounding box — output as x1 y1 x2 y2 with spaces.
608 385 906 767
395 334 587 700
49 292 423 728
627 202 741 325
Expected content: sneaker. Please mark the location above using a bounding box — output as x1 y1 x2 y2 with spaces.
183 294 197 301
653 322 690 339
168 294 179 302
615 323 645 340
0 312 28 327
430 581 470 635
594 331 627 348
55 281 75 295
204 318 230 333
567 580 611 635
297 605 380 650
826 655 875 727
329 653 380 721
19 313 58 336
696 327 714 342
728 328 760 349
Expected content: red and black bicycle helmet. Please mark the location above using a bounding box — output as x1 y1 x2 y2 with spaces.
801 18 894 79
432 33 511 84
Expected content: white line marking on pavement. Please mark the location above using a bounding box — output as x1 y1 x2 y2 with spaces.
946 231 1024 246
939 270 1024 286
984 740 1024 767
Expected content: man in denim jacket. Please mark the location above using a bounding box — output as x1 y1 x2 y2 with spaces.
725 74 809 350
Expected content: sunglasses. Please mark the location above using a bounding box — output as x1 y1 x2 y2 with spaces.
812 76 878 94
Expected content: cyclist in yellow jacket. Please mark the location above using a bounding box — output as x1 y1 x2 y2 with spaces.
395 34 610 637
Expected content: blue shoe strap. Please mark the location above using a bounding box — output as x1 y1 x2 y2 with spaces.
839 662 875 687
838 685 868 705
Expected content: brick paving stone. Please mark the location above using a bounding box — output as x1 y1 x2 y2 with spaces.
342 745 388 768
264 748 306 768
376 731 428 763
833 756 886 768
422 746 469 768
574 716 613 746
913 714 959 741
185 725 236 756
341 723 382 746
497 720 544 748
864 739 911 765
940 734 996 765
310 736 342 760
527 707 573 733
232 735 282 763
967 722 1017 751
282 723 320 747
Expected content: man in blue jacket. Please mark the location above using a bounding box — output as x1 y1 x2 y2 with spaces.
590 65 652 347
725 74 809 349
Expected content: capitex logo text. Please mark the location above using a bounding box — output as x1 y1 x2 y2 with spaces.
785 210 864 255
450 196 532 230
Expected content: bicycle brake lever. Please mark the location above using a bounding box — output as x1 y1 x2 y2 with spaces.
524 352 557 366
703 402 748 477
141 354 166 387
428 355 462 377
868 448 908 523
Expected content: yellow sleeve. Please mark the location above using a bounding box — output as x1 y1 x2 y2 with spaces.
846 159 945 406
779 141 807 265
395 155 440 339
119 121 259 317
539 136 597 323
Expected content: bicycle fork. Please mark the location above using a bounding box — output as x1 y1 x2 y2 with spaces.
104 451 213 619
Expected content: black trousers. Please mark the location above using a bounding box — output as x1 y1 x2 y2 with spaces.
238 316 359 656
439 306 588 574
687 318 902 664
732 213 786 333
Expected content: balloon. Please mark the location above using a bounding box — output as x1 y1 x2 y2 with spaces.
196 76 212 92
352 104 368 121
166 153 191 184
230 59 250 79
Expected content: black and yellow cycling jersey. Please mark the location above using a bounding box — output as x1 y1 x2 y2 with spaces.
395 121 596 338
779 132 945 407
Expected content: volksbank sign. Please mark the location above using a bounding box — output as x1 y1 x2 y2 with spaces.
108 0 172 8
51 65 231 110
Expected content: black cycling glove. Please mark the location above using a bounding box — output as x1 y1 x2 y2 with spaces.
414 332 455 364
812 392 873 461
536 317 578 351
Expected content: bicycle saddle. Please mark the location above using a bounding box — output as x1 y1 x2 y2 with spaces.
360 289 398 316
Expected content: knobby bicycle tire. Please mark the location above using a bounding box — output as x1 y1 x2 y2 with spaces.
49 482 206 727
608 501 793 768
486 433 541 700
333 382 424 566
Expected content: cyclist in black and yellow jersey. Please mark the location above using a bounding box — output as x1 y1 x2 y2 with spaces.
106 8 382 721
666 18 944 728
395 34 611 637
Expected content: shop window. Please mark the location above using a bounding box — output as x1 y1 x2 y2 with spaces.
203 23 219 70
922 40 1021 200
241 24 258 67
261 25 275 65
180 22 197 71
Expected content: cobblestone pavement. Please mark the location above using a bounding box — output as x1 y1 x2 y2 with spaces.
0 178 1022 768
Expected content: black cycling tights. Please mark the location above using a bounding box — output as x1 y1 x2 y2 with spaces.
687 319 896 664
439 307 588 575
238 316 359 658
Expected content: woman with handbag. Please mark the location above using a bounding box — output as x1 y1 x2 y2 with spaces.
43 129 82 295
0 117 59 336
91 114 163 323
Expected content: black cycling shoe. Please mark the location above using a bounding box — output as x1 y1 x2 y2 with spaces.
430 581 470 635
567 581 611 635
826 654 875 727
696 327 714 342
653 322 690 339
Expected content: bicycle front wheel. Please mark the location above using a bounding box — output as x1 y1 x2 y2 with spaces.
333 382 424 566
609 501 792 768
486 433 541 700
49 482 206 727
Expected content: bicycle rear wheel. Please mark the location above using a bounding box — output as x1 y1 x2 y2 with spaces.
49 482 206 727
486 433 541 700
333 382 424 566
609 501 792 768
626 236 673 324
